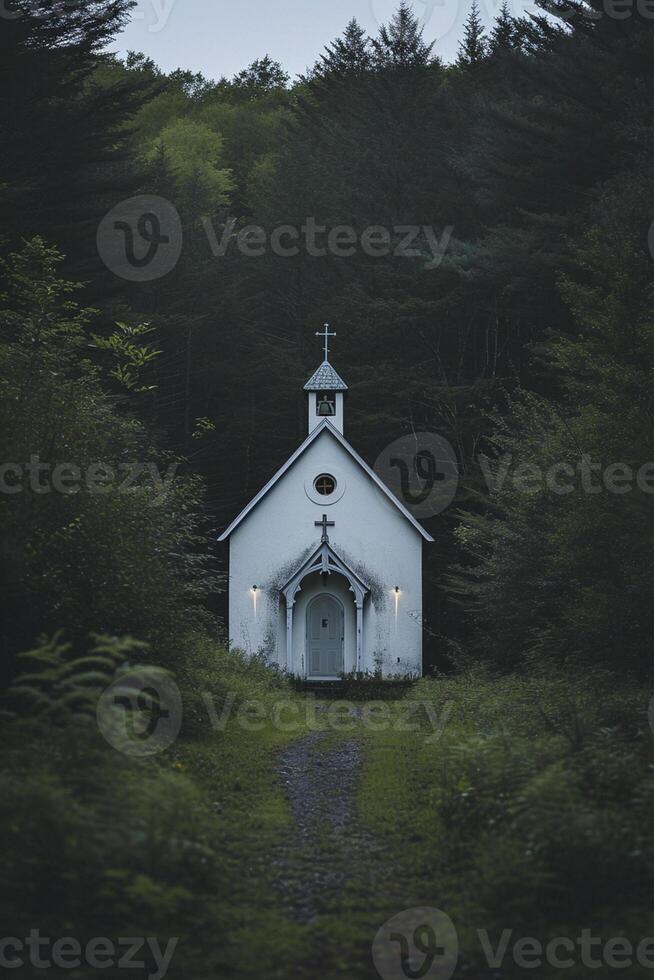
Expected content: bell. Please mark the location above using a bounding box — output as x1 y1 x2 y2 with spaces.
317 394 336 416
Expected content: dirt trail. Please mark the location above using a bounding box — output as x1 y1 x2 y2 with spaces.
272 726 380 923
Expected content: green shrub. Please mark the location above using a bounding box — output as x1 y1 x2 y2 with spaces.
0 632 303 979
367 669 654 957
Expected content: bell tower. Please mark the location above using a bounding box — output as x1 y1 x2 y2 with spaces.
304 325 348 435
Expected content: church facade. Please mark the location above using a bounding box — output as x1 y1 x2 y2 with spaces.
218 331 433 679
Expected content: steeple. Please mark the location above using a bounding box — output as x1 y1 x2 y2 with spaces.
304 324 348 434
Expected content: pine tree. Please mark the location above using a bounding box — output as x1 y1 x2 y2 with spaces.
372 1 435 69
0 0 146 270
489 1 517 55
315 18 372 76
456 1 488 67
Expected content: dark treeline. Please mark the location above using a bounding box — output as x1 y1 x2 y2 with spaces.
2 0 654 676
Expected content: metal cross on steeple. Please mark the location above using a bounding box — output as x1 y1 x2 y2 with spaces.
316 323 336 362
315 513 335 543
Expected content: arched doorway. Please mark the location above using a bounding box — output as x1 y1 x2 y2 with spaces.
280 540 369 677
306 593 344 678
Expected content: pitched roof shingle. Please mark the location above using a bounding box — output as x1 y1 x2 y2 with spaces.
304 360 348 391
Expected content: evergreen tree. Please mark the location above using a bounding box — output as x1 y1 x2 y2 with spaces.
457 1 488 66
0 239 220 664
489 0 517 54
314 18 372 76
449 171 654 671
372 1 435 68
0 0 147 270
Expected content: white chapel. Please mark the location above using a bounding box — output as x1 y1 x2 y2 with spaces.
218 328 433 679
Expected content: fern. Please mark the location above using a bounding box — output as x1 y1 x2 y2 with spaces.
6 633 150 722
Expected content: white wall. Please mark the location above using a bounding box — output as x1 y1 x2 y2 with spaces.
226 427 425 677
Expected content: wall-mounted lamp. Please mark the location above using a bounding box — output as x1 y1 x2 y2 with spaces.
393 586 401 628
251 585 259 617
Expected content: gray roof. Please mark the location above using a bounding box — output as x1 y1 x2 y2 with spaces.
304 360 348 392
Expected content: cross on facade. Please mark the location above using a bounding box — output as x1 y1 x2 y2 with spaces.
316 323 336 361
315 513 335 542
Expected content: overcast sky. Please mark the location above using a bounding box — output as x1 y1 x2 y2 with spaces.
111 0 538 79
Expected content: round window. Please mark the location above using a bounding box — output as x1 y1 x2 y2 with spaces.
314 474 337 496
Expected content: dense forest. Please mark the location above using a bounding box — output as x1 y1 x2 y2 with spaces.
4 0 654 674
2 0 654 977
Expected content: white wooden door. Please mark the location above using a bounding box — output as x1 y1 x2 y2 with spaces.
307 595 344 677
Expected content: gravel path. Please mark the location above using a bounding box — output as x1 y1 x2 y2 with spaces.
272 728 378 923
